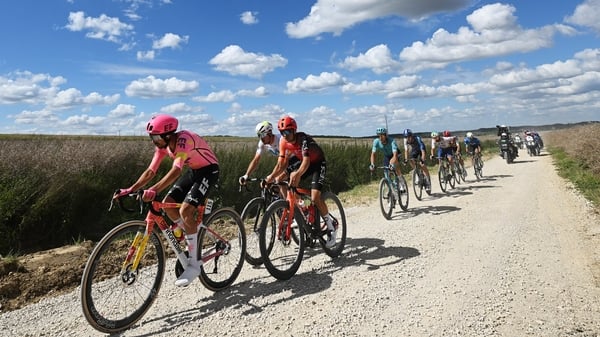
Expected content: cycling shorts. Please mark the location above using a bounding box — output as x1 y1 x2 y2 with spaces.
167 163 219 207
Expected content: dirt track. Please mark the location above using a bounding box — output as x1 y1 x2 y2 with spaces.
1 151 599 337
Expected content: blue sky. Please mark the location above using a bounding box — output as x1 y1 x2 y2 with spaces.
0 0 599 137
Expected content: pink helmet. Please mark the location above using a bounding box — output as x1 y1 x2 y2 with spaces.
146 114 178 135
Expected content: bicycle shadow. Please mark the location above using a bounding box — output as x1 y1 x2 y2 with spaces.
396 205 461 218
132 238 419 336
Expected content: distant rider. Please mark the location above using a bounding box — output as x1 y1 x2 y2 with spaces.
402 128 431 192
369 127 403 185
464 132 482 171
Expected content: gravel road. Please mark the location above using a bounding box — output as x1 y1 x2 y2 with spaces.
2 152 600 337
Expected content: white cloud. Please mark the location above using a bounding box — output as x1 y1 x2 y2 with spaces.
152 33 189 49
286 0 471 38
159 102 203 114
46 88 119 109
240 11 259 25
209 45 287 78
286 72 345 93
193 86 268 103
339 44 400 74
65 11 133 45
137 50 155 61
398 3 576 72
125 76 199 98
109 104 136 118
565 0 600 35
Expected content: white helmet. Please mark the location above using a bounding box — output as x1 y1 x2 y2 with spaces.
466 132 473 138
255 121 273 138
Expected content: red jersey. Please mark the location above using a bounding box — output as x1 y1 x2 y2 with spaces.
278 132 325 164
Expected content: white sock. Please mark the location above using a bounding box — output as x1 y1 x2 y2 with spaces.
322 214 334 230
185 234 201 267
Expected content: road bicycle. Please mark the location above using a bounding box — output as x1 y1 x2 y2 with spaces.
80 191 246 333
409 159 432 201
374 165 409 219
455 153 467 183
436 156 456 192
239 177 281 266
258 182 346 280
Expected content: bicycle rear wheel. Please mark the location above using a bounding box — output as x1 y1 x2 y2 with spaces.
319 191 346 258
396 175 409 211
240 197 271 266
259 199 305 280
198 207 246 291
378 178 394 219
80 220 165 333
412 169 423 201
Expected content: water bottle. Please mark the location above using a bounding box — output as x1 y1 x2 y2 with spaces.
173 225 184 242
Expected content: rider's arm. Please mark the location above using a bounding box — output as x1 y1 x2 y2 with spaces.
244 152 262 177
126 148 165 191
147 165 182 194
290 155 310 187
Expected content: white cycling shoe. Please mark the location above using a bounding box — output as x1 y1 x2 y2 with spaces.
174 263 202 287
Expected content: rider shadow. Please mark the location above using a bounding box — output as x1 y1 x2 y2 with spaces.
396 205 461 218
136 238 419 335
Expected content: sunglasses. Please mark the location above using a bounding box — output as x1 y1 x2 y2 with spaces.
150 134 163 142
280 129 293 136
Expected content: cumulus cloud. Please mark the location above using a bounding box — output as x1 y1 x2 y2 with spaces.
109 104 136 118
152 33 189 49
193 86 268 103
286 0 471 38
240 11 259 25
65 11 133 45
125 75 199 98
398 3 576 72
209 45 287 78
286 72 345 93
339 44 400 74
565 0 600 35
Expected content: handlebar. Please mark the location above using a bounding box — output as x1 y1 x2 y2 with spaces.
109 190 145 214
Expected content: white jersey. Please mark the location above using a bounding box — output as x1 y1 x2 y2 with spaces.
256 134 281 156
432 136 456 149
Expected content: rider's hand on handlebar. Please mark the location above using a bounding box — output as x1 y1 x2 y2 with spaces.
114 188 132 199
238 174 248 185
369 163 375 172
141 189 156 202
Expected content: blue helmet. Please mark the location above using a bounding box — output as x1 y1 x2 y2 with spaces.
403 128 413 137
376 127 387 135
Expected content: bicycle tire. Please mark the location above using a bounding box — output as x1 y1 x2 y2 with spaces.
80 220 165 333
452 161 462 185
424 170 432 196
438 165 448 193
396 175 409 211
198 207 246 291
449 163 457 189
459 162 467 183
259 199 305 280
319 192 347 258
412 169 423 201
240 197 270 266
378 178 393 219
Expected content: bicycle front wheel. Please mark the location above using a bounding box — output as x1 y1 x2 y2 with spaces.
259 199 305 280
198 207 246 291
379 178 393 219
240 197 269 266
396 175 409 211
438 166 448 193
320 191 347 258
412 169 423 201
80 220 165 333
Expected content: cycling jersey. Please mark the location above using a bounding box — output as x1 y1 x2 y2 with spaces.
404 135 426 159
279 132 325 164
256 134 281 156
372 137 399 158
464 137 481 147
148 130 218 172
431 136 456 150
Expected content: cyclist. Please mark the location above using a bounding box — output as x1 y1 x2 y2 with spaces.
431 130 457 179
369 127 403 184
239 121 285 185
263 116 337 248
402 128 431 192
452 132 466 177
463 132 482 171
114 114 219 287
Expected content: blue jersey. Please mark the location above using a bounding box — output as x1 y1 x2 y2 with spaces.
372 137 399 158
464 137 481 147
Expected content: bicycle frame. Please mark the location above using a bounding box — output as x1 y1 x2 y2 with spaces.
120 198 224 276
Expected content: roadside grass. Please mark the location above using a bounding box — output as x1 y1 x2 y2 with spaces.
545 123 600 212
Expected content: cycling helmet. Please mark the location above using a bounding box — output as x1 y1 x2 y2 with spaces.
403 128 413 137
466 132 473 138
278 115 297 131
376 127 387 135
442 130 452 137
431 131 439 138
255 121 273 138
146 114 178 135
